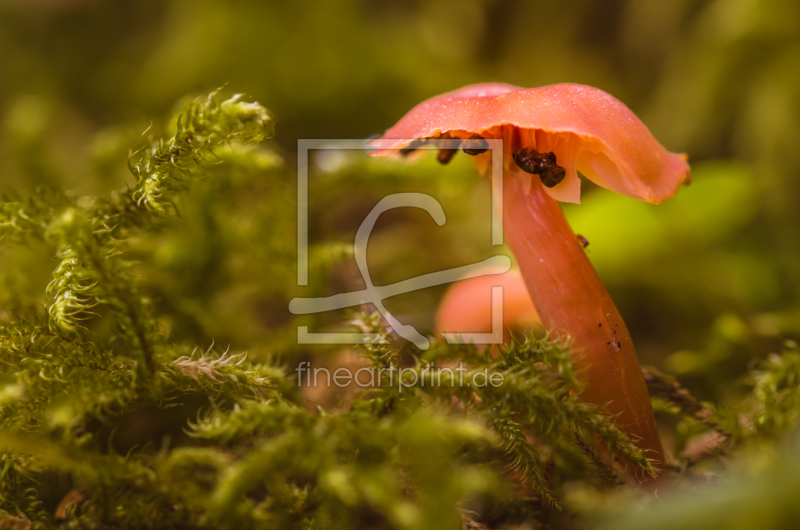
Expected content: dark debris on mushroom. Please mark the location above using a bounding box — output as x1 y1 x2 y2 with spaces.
512 148 567 188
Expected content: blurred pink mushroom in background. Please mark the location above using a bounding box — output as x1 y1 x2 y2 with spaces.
435 268 539 345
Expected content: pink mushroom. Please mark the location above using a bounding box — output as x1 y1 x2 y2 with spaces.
435 268 539 345
371 83 690 484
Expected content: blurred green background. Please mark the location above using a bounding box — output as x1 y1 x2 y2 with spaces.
1 0 799 407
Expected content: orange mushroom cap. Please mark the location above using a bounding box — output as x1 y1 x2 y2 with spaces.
371 83 689 204
435 268 540 344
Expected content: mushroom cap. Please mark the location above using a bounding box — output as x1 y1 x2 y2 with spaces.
370 83 690 204
435 268 539 343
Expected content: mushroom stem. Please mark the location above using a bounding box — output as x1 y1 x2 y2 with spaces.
500 170 666 485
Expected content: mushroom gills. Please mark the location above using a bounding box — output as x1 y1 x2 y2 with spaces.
512 148 567 188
